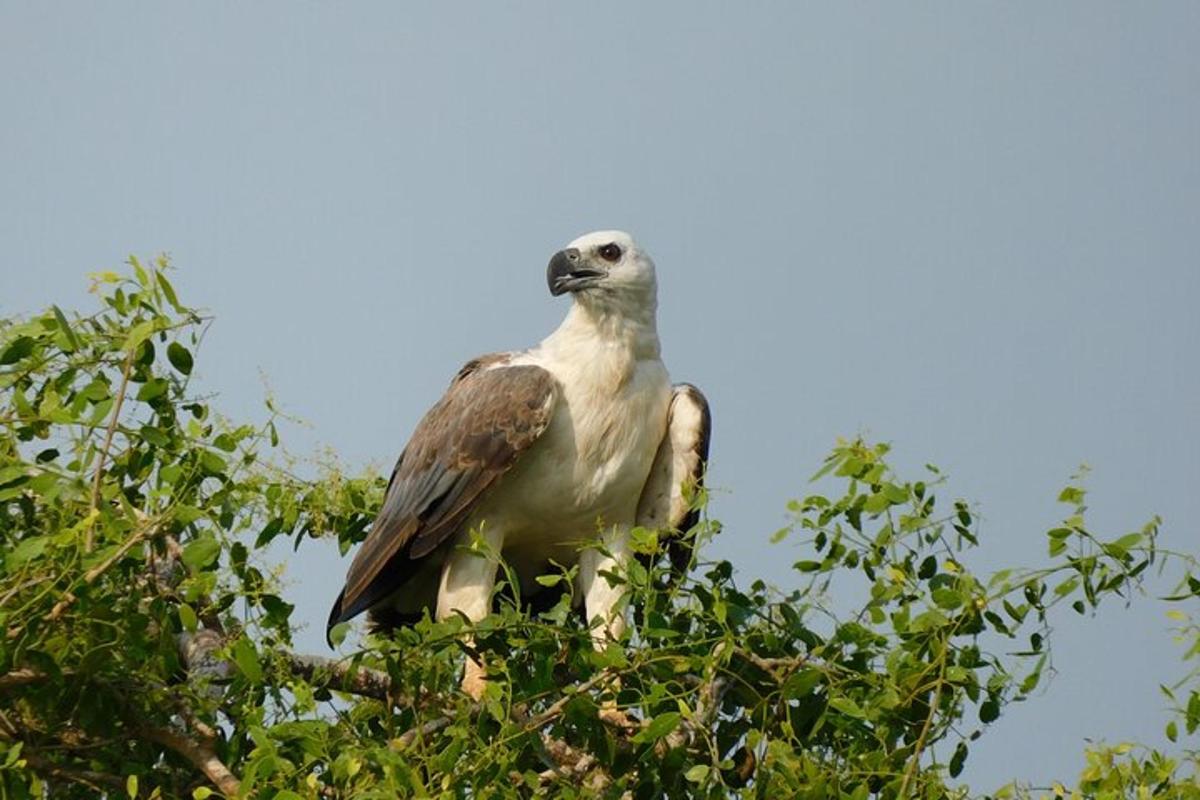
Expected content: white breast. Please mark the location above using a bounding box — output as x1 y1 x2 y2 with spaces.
483 334 671 542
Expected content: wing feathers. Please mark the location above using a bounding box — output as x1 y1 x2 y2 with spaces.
328 356 558 639
636 383 712 573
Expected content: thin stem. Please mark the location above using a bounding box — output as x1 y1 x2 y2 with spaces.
85 347 135 552
898 643 947 800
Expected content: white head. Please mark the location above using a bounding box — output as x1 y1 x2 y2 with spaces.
546 230 657 314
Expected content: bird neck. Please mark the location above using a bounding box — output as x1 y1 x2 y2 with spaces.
544 293 661 363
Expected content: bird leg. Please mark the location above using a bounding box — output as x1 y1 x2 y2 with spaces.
580 525 640 730
580 524 633 645
437 527 504 701
460 652 488 702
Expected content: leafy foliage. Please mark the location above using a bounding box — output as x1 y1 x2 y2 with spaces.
0 258 1197 798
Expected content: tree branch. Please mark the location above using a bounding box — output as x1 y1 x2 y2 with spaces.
0 668 46 691
143 723 241 797
283 653 397 703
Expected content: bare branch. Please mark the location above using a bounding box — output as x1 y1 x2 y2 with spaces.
0 668 47 691
143 723 241 797
283 653 397 703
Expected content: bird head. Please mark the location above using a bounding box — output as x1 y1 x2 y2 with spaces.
546 231 657 306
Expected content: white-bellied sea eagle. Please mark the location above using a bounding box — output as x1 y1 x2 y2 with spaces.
327 230 711 698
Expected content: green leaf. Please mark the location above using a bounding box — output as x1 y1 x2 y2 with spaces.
918 555 937 580
949 741 968 778
126 774 138 798
534 574 562 587
51 305 80 350
782 669 824 700
192 788 213 799
167 342 194 375
980 699 1000 723
158 270 184 312
633 712 681 744
139 425 170 448
181 534 221 571
232 636 263 683
1054 577 1079 598
328 622 351 648
122 320 156 353
9 537 48 567
129 255 150 288
0 336 35 365
1105 532 1143 555
828 697 866 718
1057 486 1085 505
136 378 169 402
684 764 710 783
931 588 963 610
178 604 198 633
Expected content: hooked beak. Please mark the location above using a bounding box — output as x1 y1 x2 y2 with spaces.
547 248 606 296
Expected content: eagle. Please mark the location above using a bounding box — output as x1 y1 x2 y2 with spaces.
327 230 710 698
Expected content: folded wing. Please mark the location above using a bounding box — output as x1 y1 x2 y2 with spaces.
636 383 712 574
327 355 558 642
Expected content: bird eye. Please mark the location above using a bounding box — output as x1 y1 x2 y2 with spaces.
598 243 622 262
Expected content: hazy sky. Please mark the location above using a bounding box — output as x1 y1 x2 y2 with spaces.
2 2 1197 790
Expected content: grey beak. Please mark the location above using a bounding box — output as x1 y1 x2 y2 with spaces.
547 248 604 296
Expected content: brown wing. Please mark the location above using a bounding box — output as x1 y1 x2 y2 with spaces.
635 383 712 575
327 355 558 641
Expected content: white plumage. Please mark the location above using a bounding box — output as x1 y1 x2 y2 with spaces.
328 230 710 696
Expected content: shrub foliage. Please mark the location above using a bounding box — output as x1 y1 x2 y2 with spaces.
0 259 1197 798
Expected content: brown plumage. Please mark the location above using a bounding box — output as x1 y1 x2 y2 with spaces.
326 231 712 669
326 355 558 641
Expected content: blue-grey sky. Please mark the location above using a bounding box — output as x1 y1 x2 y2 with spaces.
2 2 1197 790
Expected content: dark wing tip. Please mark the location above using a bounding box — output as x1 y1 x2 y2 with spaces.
326 587 347 648
667 383 712 575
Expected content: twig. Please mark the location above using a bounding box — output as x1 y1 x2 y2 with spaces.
143 723 241 797
897 668 946 799
85 347 135 552
518 669 616 731
47 514 161 622
392 716 455 749
0 577 45 609
736 648 806 677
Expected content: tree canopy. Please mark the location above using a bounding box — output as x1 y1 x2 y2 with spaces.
1 258 1197 799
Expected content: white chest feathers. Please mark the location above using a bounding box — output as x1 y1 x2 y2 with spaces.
508 335 671 522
